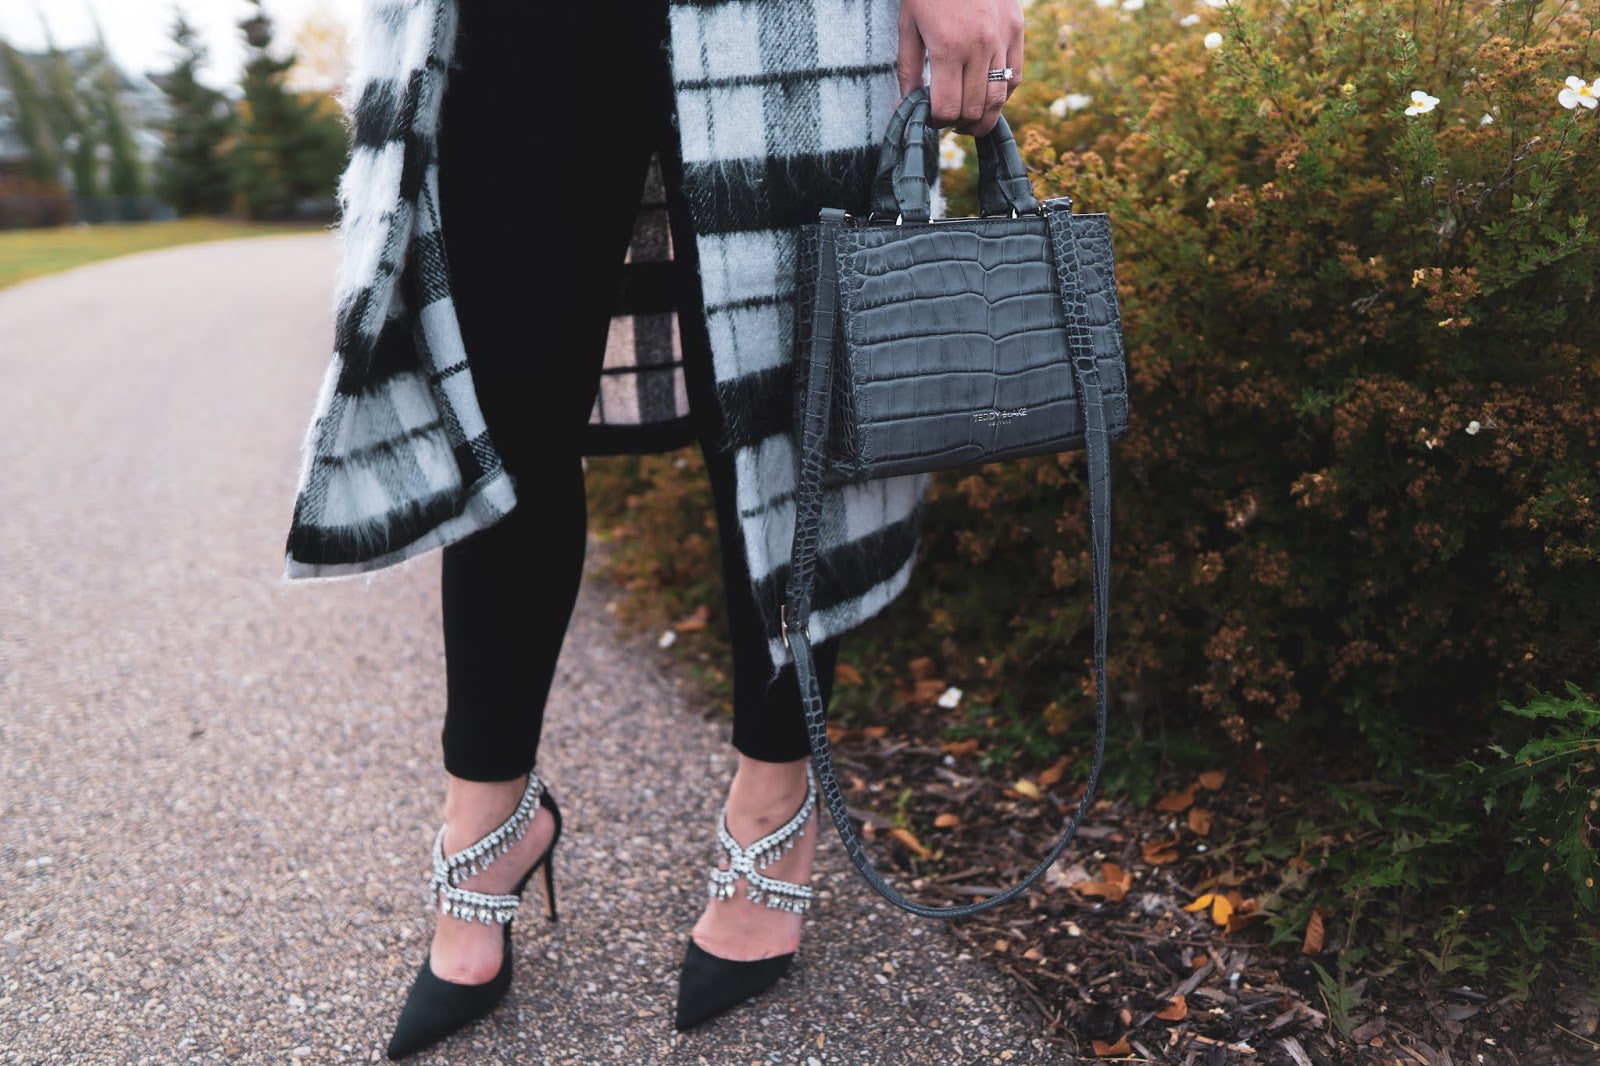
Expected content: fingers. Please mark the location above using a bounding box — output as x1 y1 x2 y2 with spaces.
1005 23 1024 101
954 56 1009 136
896 12 926 99
928 51 965 129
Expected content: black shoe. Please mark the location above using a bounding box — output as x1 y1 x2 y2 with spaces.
674 940 794 1031
673 766 818 1031
386 773 562 1061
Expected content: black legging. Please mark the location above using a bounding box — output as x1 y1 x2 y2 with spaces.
433 0 838 782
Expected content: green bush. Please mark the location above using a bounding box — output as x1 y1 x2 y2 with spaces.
924 0 1600 749
1255 685 1600 986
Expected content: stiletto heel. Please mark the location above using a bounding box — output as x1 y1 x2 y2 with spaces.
385 771 563 1061
674 766 818 1031
539 850 557 922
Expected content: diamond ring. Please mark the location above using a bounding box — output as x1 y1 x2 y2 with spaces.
986 67 1015 82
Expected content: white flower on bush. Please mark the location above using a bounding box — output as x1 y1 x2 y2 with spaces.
1049 93 1094 117
1479 112 1494 125
1465 420 1482 435
1404 90 1440 116
1122 0 1145 9
1203 0 1230 7
1203 31 1223 49
1094 0 1118 8
937 686 964 709
1558 75 1599 110
939 133 966 171
1179 13 1202 26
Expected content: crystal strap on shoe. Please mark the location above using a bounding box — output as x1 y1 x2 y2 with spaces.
707 766 817 914
429 770 543 925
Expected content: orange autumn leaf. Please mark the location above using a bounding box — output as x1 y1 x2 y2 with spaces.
889 828 932 858
1092 1036 1131 1057
1187 807 1214 836
1302 909 1327 954
1187 892 1237 925
1038 754 1072 787
1154 995 1188 1022
933 812 961 828
1210 894 1234 926
943 738 979 757
826 725 849 743
1154 787 1196 812
860 725 889 740
834 663 864 686
1141 837 1180 865
1075 862 1133 902
1197 769 1228 791
913 678 948 703
908 656 937 681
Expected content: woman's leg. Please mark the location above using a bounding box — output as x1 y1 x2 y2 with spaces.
649 27 841 962
426 0 657 982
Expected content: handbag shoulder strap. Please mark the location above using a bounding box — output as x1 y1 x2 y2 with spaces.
784 206 1113 919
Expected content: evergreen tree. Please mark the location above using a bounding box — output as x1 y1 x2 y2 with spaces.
88 20 143 199
154 13 233 215
0 42 62 184
38 36 99 198
232 0 343 218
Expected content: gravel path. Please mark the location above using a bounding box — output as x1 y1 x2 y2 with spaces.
0 236 1056 1065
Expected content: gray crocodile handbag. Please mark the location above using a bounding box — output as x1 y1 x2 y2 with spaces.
785 87 1130 919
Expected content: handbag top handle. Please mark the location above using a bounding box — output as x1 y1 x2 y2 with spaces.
868 86 1042 223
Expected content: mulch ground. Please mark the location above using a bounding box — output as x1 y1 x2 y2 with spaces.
812 718 1600 1066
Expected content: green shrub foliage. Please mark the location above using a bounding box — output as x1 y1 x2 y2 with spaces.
923 0 1599 747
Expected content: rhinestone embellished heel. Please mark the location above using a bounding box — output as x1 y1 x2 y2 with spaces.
385 771 562 1061
674 766 817 1031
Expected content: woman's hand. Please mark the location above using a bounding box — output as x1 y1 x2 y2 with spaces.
897 0 1024 135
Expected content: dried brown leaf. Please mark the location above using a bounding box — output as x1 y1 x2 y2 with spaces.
834 663 864 686
1038 754 1072 787
908 656 937 681
1014 779 1044 801
1141 838 1180 865
889 827 931 858
673 604 710 633
942 738 980 757
1154 787 1196 812
1092 1036 1131 1057
913 678 948 703
1154 995 1188 1022
1197 769 1228 791
860 725 889 740
1187 807 1214 836
1076 862 1133 902
1302 908 1326 954
933 812 961 828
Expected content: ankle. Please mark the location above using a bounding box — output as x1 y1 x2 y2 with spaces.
442 773 530 849
726 757 810 831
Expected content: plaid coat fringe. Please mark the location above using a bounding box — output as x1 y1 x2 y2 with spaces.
285 0 925 670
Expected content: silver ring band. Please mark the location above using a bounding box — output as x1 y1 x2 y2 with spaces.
987 67 1014 83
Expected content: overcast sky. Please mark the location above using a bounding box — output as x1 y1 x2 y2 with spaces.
0 0 362 87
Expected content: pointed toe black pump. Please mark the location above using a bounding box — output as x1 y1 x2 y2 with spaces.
673 766 817 1031
386 772 562 1061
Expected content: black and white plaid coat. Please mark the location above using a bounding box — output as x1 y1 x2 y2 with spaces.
286 0 925 670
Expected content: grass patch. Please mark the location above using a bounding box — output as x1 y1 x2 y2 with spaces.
0 218 326 291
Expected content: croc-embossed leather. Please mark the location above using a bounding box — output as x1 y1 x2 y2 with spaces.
785 88 1128 919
